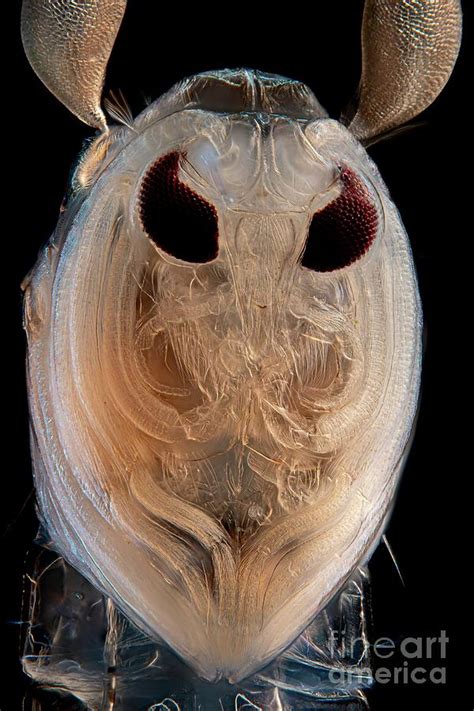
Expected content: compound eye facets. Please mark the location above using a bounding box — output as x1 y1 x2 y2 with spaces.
301 167 378 273
138 151 219 263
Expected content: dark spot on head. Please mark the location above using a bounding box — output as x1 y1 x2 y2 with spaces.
138 151 219 263
301 166 378 272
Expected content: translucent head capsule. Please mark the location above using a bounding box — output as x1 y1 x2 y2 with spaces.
20 0 461 694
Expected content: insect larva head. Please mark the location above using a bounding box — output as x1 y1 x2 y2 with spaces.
23 0 462 685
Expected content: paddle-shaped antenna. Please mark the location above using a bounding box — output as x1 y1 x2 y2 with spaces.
21 0 127 130
346 0 462 141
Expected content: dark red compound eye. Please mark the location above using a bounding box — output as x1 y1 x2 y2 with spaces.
138 151 219 263
301 167 378 272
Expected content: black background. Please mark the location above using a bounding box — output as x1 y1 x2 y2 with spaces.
3 1 469 708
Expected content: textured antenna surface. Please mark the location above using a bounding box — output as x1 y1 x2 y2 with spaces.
348 0 462 140
21 0 127 129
